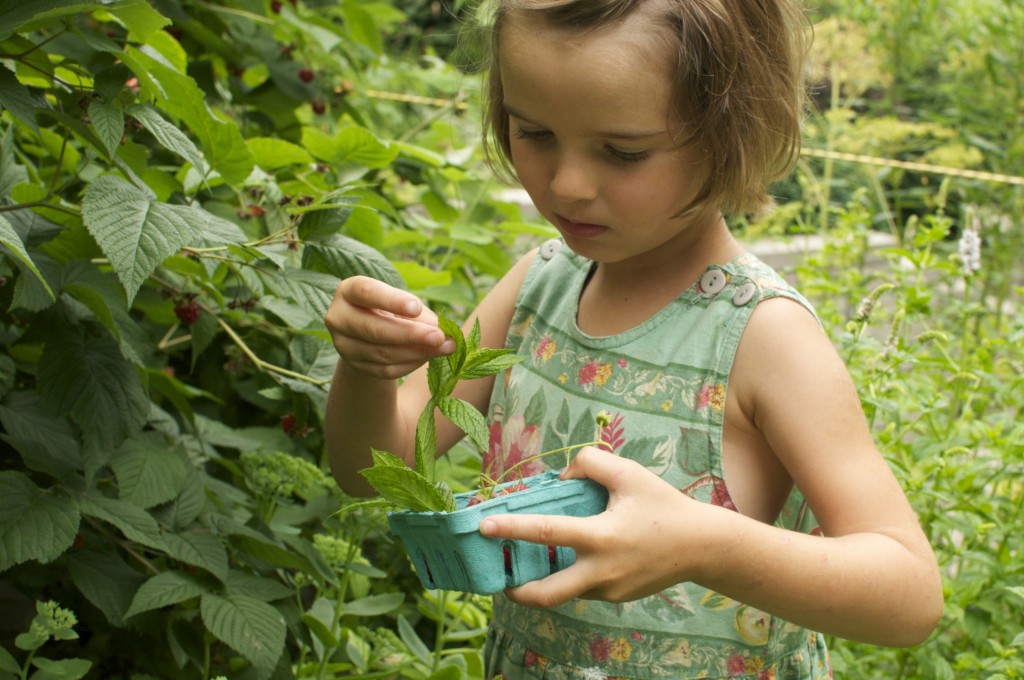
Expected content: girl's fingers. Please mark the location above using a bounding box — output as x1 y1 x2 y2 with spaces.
341 276 425 319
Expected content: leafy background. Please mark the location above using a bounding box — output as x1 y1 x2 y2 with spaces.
0 0 1021 679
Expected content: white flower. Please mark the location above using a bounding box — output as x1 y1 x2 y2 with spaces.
958 224 982 276
580 668 606 680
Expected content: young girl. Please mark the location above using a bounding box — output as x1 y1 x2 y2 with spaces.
324 0 943 677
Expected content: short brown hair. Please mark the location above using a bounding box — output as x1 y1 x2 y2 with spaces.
481 0 809 218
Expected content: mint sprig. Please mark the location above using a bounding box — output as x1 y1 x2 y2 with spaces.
357 316 525 513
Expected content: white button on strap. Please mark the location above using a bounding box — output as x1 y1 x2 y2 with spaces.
699 269 728 295
539 238 562 260
733 281 758 306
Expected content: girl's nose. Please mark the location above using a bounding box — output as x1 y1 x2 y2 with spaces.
550 154 598 203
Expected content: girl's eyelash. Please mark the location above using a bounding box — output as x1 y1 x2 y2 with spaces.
607 147 650 164
513 127 650 164
513 127 550 140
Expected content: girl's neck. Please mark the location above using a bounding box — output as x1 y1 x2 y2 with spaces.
577 216 743 336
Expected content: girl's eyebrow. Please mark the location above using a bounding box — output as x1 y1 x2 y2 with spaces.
503 103 668 141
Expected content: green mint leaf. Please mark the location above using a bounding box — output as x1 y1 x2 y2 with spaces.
414 399 436 481
436 314 465 380
360 465 452 512
460 350 525 380
467 317 482 350
436 396 489 453
370 448 406 468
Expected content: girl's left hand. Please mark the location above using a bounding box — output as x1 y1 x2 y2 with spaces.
478 446 716 607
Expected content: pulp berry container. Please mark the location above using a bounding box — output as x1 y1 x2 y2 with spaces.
386 470 609 595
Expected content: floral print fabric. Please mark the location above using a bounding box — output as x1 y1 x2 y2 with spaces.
483 241 831 679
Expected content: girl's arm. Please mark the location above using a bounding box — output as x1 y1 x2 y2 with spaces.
324 250 536 496
480 297 943 647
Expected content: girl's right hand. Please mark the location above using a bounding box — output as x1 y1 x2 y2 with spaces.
325 276 454 380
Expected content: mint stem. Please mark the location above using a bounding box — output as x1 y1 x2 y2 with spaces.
489 439 606 488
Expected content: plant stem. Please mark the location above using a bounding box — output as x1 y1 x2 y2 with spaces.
489 440 606 488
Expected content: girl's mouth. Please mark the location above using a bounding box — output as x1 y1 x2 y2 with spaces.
555 215 609 239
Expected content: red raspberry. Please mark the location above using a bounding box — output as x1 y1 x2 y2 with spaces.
280 414 297 436
311 100 326 115
503 545 512 573
271 0 282 12
298 68 315 83
174 300 200 326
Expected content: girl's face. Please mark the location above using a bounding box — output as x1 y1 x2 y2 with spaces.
499 12 719 272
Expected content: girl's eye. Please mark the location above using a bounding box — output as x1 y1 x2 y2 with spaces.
606 146 650 164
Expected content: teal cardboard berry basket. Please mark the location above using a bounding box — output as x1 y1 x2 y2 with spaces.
386 470 609 595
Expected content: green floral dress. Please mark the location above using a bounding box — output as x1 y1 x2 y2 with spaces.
482 240 832 679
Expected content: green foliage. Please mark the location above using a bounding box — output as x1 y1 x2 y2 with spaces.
0 0 514 677
793 191 1024 679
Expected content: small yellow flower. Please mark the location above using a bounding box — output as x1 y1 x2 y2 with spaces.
558 373 568 384
609 637 632 662
660 400 672 412
594 363 613 386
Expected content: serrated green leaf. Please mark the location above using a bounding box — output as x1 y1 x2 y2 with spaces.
121 47 254 186
0 64 39 133
230 535 315 572
427 354 445 398
460 351 525 380
247 136 314 169
261 267 339 321
125 570 210 618
436 396 488 452
111 434 189 508
224 572 293 602
162 531 229 580
108 0 170 42
68 550 146 626
360 464 452 512
0 214 56 301
369 448 406 468
301 233 404 290
344 592 404 617
0 392 82 480
0 471 80 571
36 323 148 451
414 399 436 481
78 494 164 550
82 174 209 303
200 594 285 679
87 98 124 157
128 104 204 172
437 314 465 378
